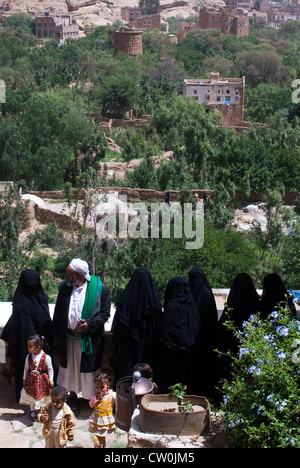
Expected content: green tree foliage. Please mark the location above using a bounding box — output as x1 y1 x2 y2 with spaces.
0 13 299 301
0 184 29 299
98 74 141 118
174 37 215 74
234 49 290 87
139 0 160 15
150 219 258 297
244 84 297 122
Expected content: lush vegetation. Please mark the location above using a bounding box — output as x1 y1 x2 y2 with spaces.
0 13 299 302
220 304 300 448
0 14 299 447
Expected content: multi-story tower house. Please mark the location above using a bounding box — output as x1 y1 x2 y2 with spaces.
183 72 246 127
35 13 79 46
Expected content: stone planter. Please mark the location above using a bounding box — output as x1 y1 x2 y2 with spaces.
139 394 211 436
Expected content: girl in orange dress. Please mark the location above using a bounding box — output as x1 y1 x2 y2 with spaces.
88 373 116 448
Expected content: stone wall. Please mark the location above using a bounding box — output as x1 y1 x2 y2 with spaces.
34 204 81 231
27 187 299 205
28 187 213 203
100 116 150 131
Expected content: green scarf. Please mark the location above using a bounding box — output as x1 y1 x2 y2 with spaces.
81 275 102 354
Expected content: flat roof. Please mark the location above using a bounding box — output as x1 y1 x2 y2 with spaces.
184 78 244 85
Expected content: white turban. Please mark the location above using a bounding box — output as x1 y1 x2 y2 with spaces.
69 258 90 281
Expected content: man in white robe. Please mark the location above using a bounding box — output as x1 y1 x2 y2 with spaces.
53 259 110 405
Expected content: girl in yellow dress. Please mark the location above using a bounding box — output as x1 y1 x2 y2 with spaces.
88 373 116 448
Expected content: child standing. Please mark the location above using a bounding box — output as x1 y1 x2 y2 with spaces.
19 335 54 421
38 386 76 448
88 373 116 448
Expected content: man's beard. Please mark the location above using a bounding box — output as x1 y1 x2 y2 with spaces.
66 278 80 287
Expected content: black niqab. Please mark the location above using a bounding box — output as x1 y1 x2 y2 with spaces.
156 276 200 394
224 272 260 329
111 267 162 384
259 273 296 319
1 269 51 401
188 267 219 399
188 267 218 332
216 273 260 393
112 266 162 342
158 276 200 352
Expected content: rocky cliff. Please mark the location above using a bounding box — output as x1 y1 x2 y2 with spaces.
0 0 209 28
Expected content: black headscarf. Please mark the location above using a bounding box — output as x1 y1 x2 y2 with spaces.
112 267 162 342
215 273 260 391
224 272 260 329
111 267 162 385
188 267 218 330
188 268 220 398
1 269 51 401
158 276 200 352
259 273 296 320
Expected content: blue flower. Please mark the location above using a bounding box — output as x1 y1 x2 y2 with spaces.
276 350 286 360
287 438 295 446
248 365 261 375
276 326 289 337
270 311 279 319
227 418 244 427
239 347 249 359
275 400 287 412
263 334 271 341
257 406 265 416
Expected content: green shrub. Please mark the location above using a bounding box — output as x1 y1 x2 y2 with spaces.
220 304 300 448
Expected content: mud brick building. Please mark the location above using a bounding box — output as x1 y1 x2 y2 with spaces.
183 72 248 127
113 27 143 57
199 6 249 37
177 21 199 41
121 7 161 30
35 13 79 46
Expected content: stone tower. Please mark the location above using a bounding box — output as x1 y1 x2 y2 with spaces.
113 27 143 57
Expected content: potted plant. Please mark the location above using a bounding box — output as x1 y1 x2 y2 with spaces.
138 383 211 436
167 383 195 413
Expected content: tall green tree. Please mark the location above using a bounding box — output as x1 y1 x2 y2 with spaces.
139 0 160 15
98 74 141 118
0 184 29 299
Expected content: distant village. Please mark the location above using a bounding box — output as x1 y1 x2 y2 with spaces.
31 0 300 48
1 0 299 130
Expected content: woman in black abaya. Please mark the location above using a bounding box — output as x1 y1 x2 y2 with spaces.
221 272 260 331
259 273 296 320
156 276 201 394
217 273 260 390
1 269 52 402
188 267 219 399
111 267 162 386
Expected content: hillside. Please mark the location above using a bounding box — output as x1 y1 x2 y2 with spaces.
0 0 224 29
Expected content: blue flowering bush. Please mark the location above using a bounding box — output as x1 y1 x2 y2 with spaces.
220 305 300 448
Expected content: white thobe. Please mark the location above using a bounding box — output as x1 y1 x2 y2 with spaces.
57 282 96 400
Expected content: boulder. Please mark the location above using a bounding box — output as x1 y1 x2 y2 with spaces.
244 204 259 213
252 214 267 230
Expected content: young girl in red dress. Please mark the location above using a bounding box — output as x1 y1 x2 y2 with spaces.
19 335 54 421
